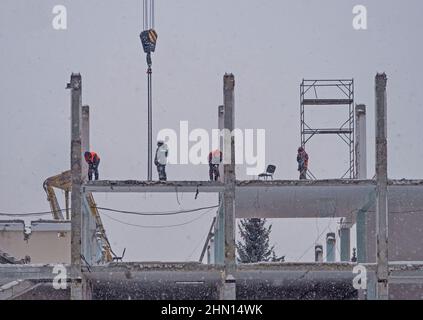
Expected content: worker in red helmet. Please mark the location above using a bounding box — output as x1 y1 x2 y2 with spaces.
84 151 100 181
297 147 309 180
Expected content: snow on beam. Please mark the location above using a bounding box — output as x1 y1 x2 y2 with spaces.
236 179 376 187
82 180 225 193
90 261 224 272
237 262 363 272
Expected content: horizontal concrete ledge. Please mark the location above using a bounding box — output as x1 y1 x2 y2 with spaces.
83 180 225 193
388 179 423 186
239 179 423 187
92 261 224 272
4 262 423 281
389 276 423 284
0 264 70 280
237 262 364 272
237 179 376 187
82 179 423 193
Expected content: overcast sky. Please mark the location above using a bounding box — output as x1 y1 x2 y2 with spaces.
1 0 423 262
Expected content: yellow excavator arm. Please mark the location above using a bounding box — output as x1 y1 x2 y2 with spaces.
43 170 113 262
43 170 71 220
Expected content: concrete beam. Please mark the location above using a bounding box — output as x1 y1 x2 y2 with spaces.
83 180 225 193
0 264 71 280
83 179 423 220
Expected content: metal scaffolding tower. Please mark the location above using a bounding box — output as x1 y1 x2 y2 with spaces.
300 79 355 179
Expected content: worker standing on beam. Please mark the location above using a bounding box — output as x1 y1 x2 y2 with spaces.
84 151 100 181
208 149 222 181
297 147 309 180
154 140 168 181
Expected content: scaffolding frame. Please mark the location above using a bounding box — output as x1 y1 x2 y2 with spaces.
300 79 355 179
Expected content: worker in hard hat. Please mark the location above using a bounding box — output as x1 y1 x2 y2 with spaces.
208 149 223 181
297 147 309 180
154 140 169 181
84 151 100 181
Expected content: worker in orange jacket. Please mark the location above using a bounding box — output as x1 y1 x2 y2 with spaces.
84 151 100 181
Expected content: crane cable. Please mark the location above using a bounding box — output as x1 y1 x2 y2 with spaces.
143 0 154 30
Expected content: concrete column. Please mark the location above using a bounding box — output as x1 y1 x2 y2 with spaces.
81 106 94 264
219 275 236 300
222 73 236 300
67 73 91 300
339 220 352 262
366 271 377 300
81 106 90 182
355 104 367 179
207 238 215 264
356 209 367 263
214 105 225 265
354 103 369 265
214 204 224 265
68 73 83 299
326 232 336 262
223 74 236 270
218 105 224 179
375 73 389 300
314 244 323 262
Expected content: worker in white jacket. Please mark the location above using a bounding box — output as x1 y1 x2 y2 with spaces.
154 140 169 181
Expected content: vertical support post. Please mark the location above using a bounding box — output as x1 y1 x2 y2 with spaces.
218 105 225 179
326 232 336 262
214 205 224 265
375 73 389 299
207 238 215 264
215 105 225 265
221 74 236 300
366 271 377 300
81 106 90 181
355 102 368 263
81 106 95 263
314 244 323 262
69 73 83 299
356 209 367 263
355 104 367 179
339 220 352 262
68 73 91 300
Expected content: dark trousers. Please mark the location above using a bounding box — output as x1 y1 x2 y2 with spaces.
157 164 167 181
299 168 307 180
88 159 100 181
209 164 220 181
